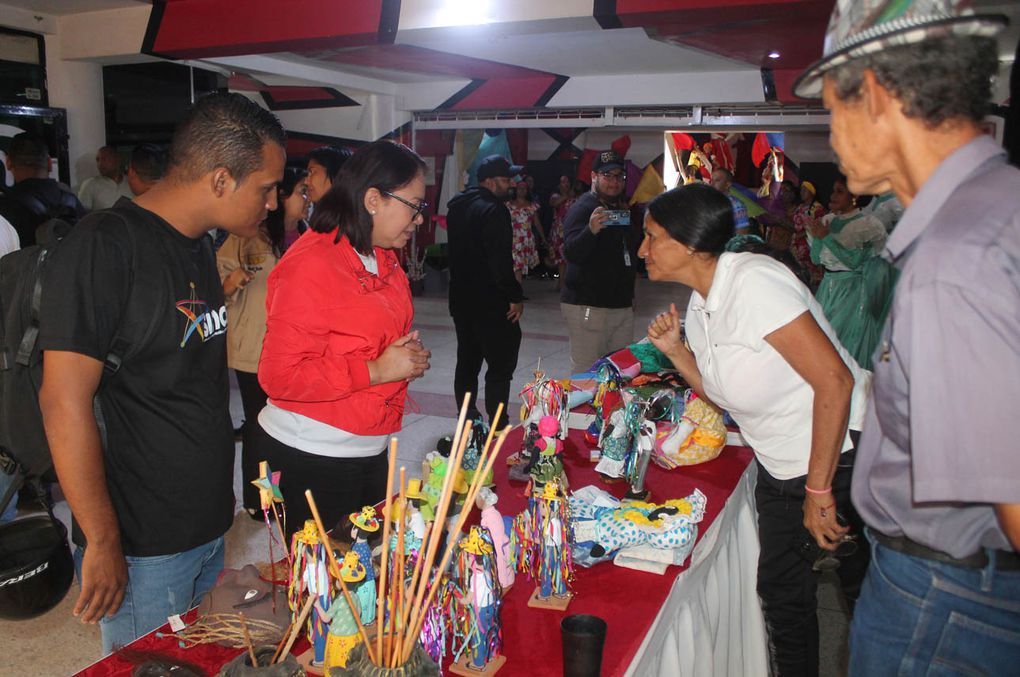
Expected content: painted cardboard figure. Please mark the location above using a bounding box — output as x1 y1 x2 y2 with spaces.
476 486 514 590
318 551 364 673
288 520 333 667
347 507 379 626
455 527 502 671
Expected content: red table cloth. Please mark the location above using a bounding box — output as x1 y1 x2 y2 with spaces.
75 426 752 676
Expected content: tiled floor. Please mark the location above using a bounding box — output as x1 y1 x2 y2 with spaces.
1 275 850 676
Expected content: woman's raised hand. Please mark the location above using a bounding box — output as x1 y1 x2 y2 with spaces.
647 303 686 358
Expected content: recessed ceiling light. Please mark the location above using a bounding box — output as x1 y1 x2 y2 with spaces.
768 51 781 59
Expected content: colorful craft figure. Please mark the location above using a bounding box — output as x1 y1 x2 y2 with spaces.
587 491 706 559
348 507 380 626
511 480 573 604
422 446 469 523
512 368 568 483
476 486 514 590
318 551 365 673
251 460 289 587
455 527 502 670
528 415 567 490
595 405 631 478
461 415 493 488
289 520 333 667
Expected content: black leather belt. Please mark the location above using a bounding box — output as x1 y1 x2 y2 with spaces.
873 531 1020 571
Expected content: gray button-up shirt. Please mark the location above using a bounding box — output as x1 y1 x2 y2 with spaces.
852 136 1020 558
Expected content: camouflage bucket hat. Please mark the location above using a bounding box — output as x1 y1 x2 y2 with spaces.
793 0 1007 99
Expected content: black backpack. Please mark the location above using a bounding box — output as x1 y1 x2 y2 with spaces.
0 205 171 516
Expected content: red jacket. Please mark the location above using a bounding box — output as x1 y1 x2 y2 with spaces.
259 231 413 436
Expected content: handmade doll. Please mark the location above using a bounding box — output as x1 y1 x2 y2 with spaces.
422 439 468 522
318 551 364 673
536 481 572 601
511 368 568 483
348 507 380 626
595 404 630 479
451 527 504 674
528 414 567 490
476 486 514 590
462 415 493 488
289 520 333 667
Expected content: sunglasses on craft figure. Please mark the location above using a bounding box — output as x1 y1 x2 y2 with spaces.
382 190 429 220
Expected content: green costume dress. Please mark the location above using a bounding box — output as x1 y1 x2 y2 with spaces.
810 209 897 370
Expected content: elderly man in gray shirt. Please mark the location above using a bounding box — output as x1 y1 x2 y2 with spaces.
794 2 1019 675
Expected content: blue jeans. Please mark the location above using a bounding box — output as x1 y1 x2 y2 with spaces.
849 534 1020 676
74 536 225 655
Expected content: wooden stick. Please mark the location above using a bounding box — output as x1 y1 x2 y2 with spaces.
396 394 472 651
391 469 407 667
274 594 315 664
305 490 377 666
239 612 258 667
376 439 398 663
401 418 472 661
402 427 509 661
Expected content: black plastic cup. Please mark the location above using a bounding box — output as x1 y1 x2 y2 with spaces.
561 614 607 676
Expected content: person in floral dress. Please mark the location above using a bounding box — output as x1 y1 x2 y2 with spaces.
508 179 544 282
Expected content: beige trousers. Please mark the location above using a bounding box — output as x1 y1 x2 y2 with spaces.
560 303 635 374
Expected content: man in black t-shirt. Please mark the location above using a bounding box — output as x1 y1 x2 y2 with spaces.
38 94 286 655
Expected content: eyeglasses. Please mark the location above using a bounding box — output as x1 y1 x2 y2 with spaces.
382 190 428 219
598 172 627 182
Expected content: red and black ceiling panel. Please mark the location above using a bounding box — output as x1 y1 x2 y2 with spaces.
143 0 402 59
593 0 834 102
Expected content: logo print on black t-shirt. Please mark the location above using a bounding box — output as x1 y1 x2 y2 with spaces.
176 281 227 348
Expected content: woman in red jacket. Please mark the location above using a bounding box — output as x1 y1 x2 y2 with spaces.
256 140 431 535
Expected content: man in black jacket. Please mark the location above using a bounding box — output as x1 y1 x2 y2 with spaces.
561 150 637 372
447 155 524 429
0 132 86 247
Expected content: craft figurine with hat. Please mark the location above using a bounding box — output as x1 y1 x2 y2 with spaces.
288 519 335 669
348 507 380 628
509 479 575 611
461 415 494 489
316 551 365 671
793 0 1007 100
448 526 506 676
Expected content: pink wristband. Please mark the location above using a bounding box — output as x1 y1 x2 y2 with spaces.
805 485 832 495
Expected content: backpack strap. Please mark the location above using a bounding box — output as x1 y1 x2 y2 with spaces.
14 248 49 367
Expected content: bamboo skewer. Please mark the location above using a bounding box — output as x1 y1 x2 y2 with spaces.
304 490 377 666
273 595 315 664
376 439 398 663
391 469 407 667
239 612 258 667
403 419 472 659
401 427 509 662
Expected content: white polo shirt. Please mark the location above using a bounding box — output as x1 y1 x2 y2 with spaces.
685 252 870 480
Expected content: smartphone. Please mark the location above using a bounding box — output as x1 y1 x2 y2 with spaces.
602 209 631 226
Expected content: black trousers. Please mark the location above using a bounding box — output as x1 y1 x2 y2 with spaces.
249 419 388 540
754 439 870 677
452 311 522 430
235 369 269 512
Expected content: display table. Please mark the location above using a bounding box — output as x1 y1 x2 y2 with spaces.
75 426 766 676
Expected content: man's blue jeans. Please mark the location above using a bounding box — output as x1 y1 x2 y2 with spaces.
74 535 225 656
849 534 1020 676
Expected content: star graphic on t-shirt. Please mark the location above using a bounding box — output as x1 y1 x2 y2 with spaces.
175 281 209 348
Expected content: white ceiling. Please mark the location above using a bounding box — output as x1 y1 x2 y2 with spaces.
398 26 752 78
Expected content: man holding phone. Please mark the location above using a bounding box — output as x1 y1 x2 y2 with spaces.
560 150 637 373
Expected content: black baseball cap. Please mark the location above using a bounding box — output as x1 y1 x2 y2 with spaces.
477 155 523 181
593 150 625 173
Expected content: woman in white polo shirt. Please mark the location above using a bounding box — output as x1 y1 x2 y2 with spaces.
638 183 871 677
